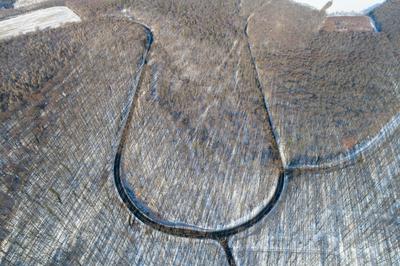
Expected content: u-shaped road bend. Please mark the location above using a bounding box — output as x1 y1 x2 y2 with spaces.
113 19 287 265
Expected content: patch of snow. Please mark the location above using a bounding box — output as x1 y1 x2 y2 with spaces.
0 7 81 40
292 0 386 15
14 0 48 9
369 17 378 31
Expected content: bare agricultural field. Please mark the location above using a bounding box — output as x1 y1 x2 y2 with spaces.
320 16 376 32
0 6 80 40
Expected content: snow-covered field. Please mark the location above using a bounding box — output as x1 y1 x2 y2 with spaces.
14 0 47 9
0 7 80 40
292 0 386 15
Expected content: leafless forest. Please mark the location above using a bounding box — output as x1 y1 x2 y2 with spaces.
0 0 399 265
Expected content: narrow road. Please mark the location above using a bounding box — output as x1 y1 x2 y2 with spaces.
113 14 399 265
113 19 286 266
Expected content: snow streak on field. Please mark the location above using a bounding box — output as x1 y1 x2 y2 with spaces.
292 0 386 14
0 7 81 40
14 0 47 8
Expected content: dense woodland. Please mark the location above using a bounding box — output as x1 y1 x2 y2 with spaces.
245 0 400 163
0 17 146 114
0 26 81 112
0 0 399 265
0 15 147 254
370 0 400 58
126 0 240 45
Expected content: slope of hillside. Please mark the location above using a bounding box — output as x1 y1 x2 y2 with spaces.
246 0 400 167
117 0 282 233
0 0 399 265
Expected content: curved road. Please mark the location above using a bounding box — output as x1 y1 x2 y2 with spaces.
113 19 286 265
113 14 399 265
